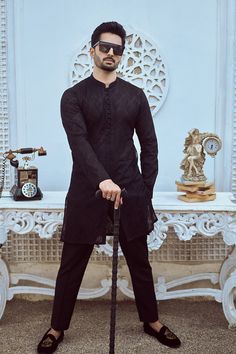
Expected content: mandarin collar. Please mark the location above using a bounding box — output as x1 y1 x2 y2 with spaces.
90 74 118 88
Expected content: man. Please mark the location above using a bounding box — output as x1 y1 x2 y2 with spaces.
37 21 181 353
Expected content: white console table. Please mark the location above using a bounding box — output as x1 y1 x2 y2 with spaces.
0 191 236 327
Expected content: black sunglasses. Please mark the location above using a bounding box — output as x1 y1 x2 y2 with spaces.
93 40 124 56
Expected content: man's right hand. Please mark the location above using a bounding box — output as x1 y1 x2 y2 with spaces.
99 179 123 209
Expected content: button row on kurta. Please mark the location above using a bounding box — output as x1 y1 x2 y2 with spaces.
104 92 111 128
105 102 111 130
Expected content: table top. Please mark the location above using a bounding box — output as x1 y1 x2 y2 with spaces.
0 191 235 212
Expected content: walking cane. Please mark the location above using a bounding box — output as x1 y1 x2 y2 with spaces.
96 188 127 354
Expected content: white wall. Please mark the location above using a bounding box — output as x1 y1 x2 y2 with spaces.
9 0 223 193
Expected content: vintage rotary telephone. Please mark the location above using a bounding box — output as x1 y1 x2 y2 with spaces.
0 147 46 200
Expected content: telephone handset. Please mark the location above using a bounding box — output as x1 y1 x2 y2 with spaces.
0 147 46 201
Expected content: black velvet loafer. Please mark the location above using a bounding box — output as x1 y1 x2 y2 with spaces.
143 322 181 348
37 328 64 354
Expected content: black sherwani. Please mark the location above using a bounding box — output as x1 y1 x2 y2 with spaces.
60 74 158 244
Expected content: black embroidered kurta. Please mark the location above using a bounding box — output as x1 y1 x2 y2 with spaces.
60 74 158 244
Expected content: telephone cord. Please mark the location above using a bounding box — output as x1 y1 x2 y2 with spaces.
0 155 7 198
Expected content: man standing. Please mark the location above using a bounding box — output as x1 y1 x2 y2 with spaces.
37 21 181 353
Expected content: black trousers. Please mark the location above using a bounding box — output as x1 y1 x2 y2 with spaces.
51 203 158 330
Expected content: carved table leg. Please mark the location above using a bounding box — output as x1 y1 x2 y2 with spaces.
0 257 9 319
219 246 236 289
219 245 236 327
0 210 8 245
222 270 236 328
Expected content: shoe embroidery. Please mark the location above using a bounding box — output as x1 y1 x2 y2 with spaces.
164 328 177 340
42 337 54 347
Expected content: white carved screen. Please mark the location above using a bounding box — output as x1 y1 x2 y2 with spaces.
70 28 169 117
232 76 236 198
232 21 236 199
0 0 10 192
228 1 236 200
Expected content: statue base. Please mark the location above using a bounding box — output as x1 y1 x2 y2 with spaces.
175 180 216 202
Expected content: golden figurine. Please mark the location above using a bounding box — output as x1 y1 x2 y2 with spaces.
176 129 222 202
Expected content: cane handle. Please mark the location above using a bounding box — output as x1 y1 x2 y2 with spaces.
95 188 127 199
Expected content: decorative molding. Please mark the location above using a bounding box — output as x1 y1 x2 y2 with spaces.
7 275 111 301
213 0 233 191
70 28 169 117
229 0 236 199
96 236 123 257
222 270 236 327
117 277 222 303
1 208 236 252
0 0 10 191
98 211 236 253
157 273 219 290
4 210 64 238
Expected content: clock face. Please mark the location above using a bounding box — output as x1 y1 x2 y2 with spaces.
21 182 37 198
203 137 221 155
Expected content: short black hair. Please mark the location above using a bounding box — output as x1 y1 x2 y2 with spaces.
91 21 126 48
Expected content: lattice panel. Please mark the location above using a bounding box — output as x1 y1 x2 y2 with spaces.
148 228 233 262
1 229 64 263
0 229 232 264
0 0 10 191
70 28 169 117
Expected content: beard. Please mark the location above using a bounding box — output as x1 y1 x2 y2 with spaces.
94 52 119 72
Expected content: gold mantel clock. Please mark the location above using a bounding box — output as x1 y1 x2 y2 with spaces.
176 129 222 202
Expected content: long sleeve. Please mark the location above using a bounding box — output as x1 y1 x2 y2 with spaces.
61 89 110 190
135 89 158 198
